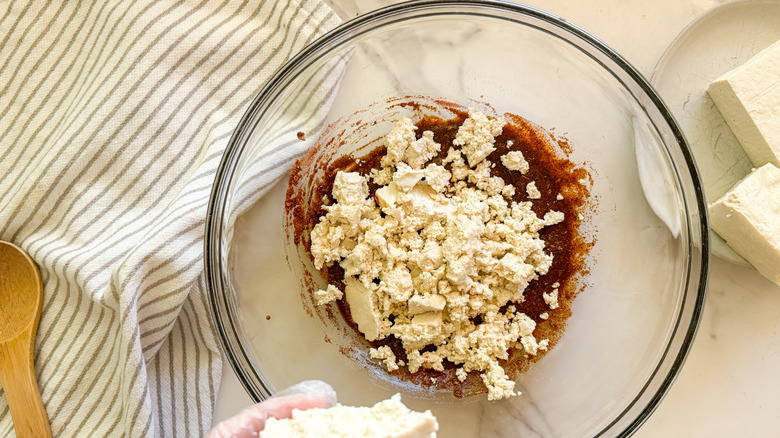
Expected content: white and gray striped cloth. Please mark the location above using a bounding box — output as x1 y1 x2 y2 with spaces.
0 0 340 436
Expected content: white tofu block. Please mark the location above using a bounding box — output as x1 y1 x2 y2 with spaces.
707 40 780 168
408 294 446 315
411 311 443 327
344 277 381 341
375 182 401 209
392 163 425 191
709 164 780 286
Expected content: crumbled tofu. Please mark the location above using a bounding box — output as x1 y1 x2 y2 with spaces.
501 150 529 174
526 181 541 199
382 264 414 302
453 109 506 167
482 363 516 400
260 394 438 438
424 164 451 193
502 184 516 198
332 172 369 204
556 193 564 201
709 163 780 285
314 285 343 305
543 210 565 226
370 167 394 185
369 346 401 372
496 253 535 284
520 334 548 356
542 288 559 310
309 111 566 400
539 312 549 320
406 131 442 169
382 117 417 167
707 40 780 167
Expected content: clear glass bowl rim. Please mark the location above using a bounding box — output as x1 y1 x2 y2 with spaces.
204 1 710 436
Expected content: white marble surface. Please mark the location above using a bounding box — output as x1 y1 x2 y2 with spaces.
213 0 780 435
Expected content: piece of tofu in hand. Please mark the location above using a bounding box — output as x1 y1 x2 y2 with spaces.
259 394 438 438
709 164 780 286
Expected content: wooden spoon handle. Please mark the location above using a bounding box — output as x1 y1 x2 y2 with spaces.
0 326 52 438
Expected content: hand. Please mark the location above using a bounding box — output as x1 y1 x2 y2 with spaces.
207 381 337 438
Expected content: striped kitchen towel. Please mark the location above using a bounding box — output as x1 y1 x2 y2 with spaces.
0 0 340 436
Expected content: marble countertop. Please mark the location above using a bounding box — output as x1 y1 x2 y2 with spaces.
213 0 780 435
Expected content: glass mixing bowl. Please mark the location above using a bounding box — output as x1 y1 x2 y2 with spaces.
205 1 709 436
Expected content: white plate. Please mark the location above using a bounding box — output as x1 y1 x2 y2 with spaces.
651 0 780 266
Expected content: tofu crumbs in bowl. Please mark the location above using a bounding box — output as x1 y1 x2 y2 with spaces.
285 99 592 400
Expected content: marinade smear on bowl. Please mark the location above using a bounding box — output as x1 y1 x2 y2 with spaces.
286 103 592 399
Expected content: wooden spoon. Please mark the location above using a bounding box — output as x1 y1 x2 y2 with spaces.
0 241 52 438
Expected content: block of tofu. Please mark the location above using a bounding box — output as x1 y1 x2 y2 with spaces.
708 164 780 285
408 294 446 315
707 40 780 168
260 394 438 438
375 182 401 209
344 277 381 341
